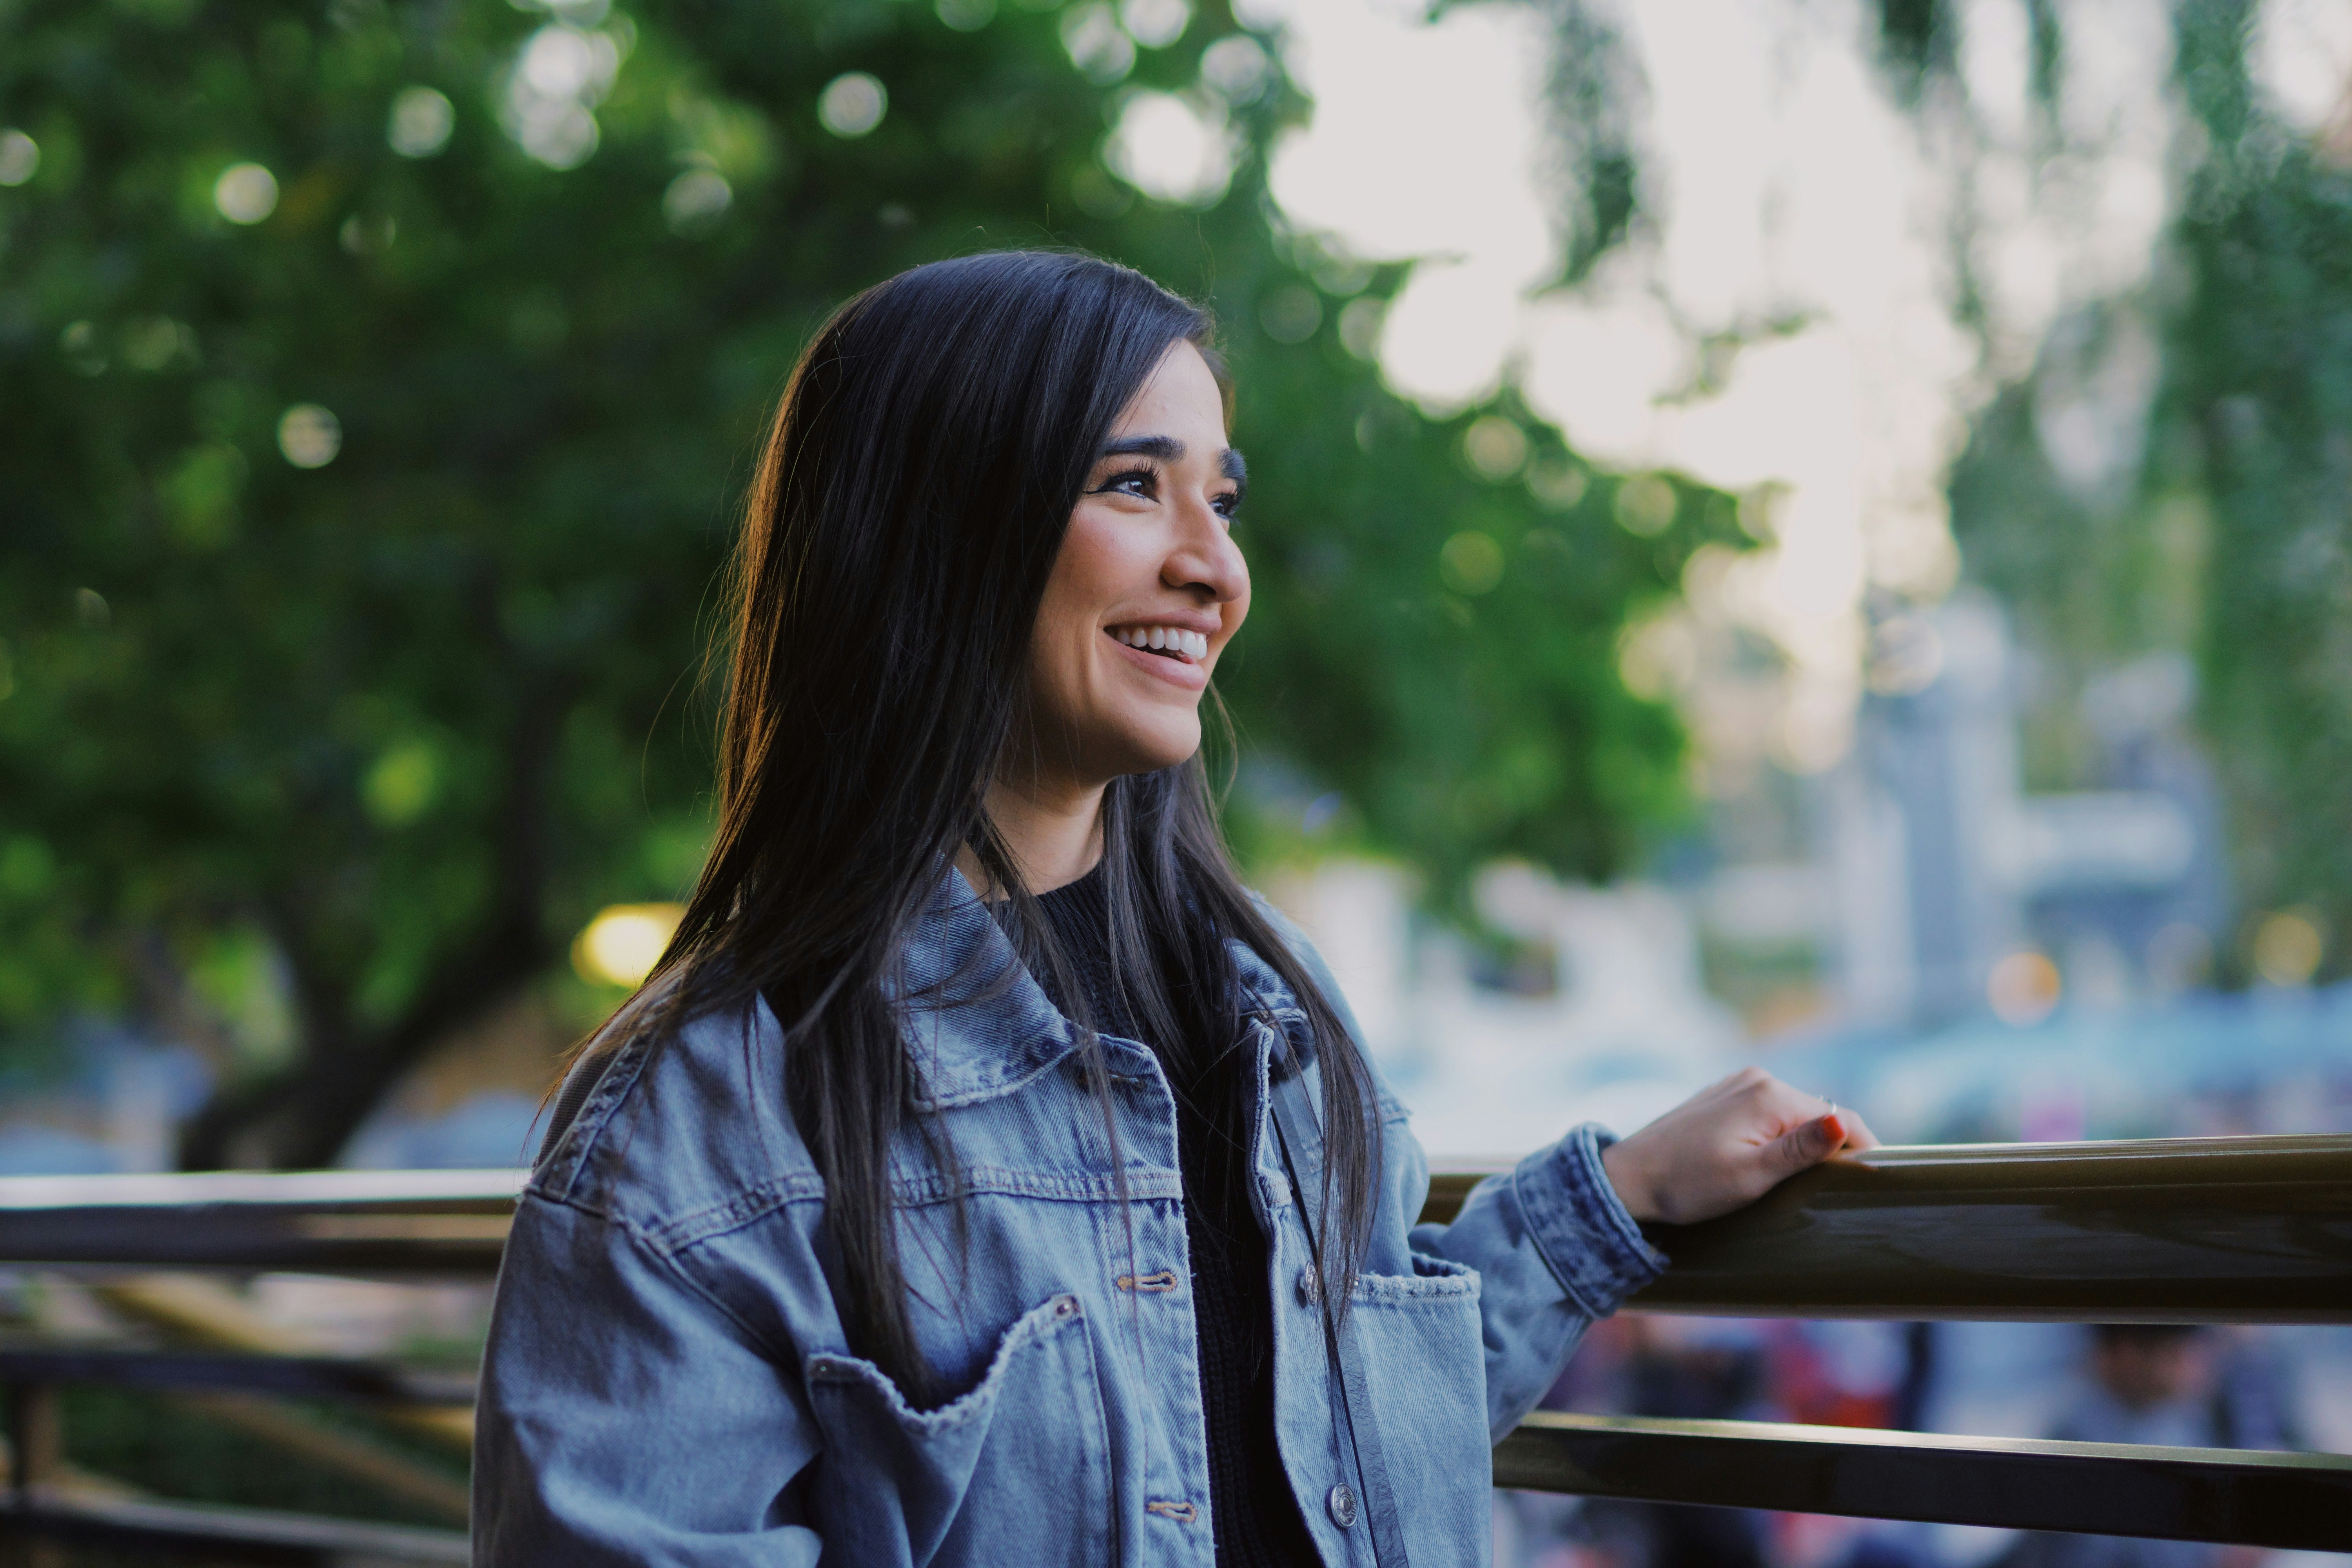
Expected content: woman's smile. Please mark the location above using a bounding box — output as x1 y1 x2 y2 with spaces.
1104 619 1214 690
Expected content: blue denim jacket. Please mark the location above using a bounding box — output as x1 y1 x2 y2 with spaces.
474 875 1666 1566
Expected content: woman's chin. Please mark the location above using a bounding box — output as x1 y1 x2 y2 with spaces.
1100 716 1202 779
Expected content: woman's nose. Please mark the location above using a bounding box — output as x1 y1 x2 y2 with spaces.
1164 496 1246 603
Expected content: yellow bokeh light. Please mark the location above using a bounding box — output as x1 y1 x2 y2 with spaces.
1987 950 2061 1025
2251 909 2324 988
573 903 685 988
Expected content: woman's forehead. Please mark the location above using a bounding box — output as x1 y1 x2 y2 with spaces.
1108 340 1227 442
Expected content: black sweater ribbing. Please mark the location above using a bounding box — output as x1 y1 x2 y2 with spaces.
1003 868 1321 1568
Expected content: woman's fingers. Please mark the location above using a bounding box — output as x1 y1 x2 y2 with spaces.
1831 1107 1881 1152
1770 1112 1845 1178
1599 1068 1875 1226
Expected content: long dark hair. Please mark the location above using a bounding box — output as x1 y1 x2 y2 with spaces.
602 251 1379 1401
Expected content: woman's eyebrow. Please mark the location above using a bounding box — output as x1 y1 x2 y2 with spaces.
1095 434 1246 487
1100 434 1184 461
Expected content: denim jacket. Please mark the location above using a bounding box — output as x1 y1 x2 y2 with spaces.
474 875 1667 1566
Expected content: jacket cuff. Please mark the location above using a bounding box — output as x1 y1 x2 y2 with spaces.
1511 1123 1670 1318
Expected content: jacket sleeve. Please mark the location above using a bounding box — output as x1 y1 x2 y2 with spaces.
1405 1120 1667 1440
473 1191 826 1566
1270 898 1669 1442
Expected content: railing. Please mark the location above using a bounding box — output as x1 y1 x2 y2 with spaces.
0 1135 2341 1560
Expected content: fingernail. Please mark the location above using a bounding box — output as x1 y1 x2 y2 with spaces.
1818 1111 1844 1146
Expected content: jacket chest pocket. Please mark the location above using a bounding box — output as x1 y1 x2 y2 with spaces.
806 1292 1114 1568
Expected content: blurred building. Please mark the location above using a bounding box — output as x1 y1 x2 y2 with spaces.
1272 860 1740 1156
1821 594 2227 1030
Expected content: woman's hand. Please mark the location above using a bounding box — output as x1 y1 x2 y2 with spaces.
1598 1067 1878 1226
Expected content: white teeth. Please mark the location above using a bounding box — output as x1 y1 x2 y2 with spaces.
1111 625 1209 658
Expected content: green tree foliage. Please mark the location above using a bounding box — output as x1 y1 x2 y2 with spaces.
1937 0 2352 975
2155 0 2352 966
0 0 1722 1165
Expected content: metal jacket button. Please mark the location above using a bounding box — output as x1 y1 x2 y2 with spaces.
1327 1483 1357 1529
1296 1265 1321 1305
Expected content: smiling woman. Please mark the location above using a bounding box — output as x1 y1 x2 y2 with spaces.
472 250 1872 1568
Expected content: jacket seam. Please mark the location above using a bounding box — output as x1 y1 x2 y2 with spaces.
535 1028 657 1208
529 1187 797 1366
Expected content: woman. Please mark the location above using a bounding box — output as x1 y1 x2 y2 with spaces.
474 250 1872 1567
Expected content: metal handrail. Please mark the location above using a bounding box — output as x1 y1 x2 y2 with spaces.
1494 1414 2352 1551
3 1134 2345 1317
1421 1132 2352 1323
0 1168 523 1275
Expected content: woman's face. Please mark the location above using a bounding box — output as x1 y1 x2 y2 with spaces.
1020 339 1250 790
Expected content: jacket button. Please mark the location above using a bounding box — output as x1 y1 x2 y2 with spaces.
1296 1265 1321 1305
1052 1295 1079 1318
1327 1483 1357 1529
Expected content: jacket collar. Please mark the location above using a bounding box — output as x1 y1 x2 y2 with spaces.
897 868 1301 1111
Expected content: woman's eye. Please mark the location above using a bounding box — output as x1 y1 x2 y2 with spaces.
1096 466 1156 500
1212 490 1241 523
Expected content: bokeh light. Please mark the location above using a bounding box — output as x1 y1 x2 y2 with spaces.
818 73 888 138
213 163 279 225
388 86 456 158
1461 416 1528 481
662 169 733 232
2252 909 2325 987
1525 456 1586 510
0 130 37 187
1105 91 1231 207
277 405 342 469
503 23 621 168
1987 951 2062 1025
1118 0 1191 49
362 742 441 829
58 321 103 376
1335 296 1383 360
573 903 686 987
1439 531 1504 597
1198 35 1271 102
936 0 996 30
120 316 195 373
1612 474 1678 537
1258 284 1321 344
1617 612 1699 701
1060 5 1135 85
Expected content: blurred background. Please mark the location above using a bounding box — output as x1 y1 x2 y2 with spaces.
4 0 2351 1561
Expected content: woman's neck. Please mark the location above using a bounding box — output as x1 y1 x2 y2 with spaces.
960 772 1106 898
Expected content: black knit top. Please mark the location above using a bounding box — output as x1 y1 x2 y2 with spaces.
999 866 1321 1567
